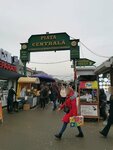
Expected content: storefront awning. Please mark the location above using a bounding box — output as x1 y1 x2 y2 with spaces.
18 77 40 84
0 68 23 80
94 57 113 75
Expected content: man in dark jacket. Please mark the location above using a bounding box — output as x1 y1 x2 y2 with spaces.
100 86 113 137
99 89 107 120
7 86 16 113
51 83 59 111
40 84 48 109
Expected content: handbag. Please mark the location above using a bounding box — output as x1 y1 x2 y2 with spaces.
63 106 70 113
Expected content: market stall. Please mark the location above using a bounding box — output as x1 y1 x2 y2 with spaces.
78 81 99 121
16 77 40 109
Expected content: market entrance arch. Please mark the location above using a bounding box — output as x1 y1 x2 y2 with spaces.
20 32 80 77
20 33 100 121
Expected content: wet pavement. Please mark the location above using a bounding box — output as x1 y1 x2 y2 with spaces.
0 104 113 150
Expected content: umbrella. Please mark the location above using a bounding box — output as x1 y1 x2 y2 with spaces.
31 73 55 82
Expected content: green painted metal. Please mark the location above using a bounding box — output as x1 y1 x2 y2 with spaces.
28 32 70 52
70 39 80 60
76 58 95 66
20 50 30 62
20 33 81 76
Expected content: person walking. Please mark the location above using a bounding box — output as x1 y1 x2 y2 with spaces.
55 86 84 139
40 84 48 109
51 83 59 111
100 86 113 137
99 88 107 121
7 86 16 113
60 84 66 104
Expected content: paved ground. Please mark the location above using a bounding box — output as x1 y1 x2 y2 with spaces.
0 104 113 150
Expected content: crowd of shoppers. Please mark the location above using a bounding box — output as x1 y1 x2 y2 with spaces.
6 81 113 139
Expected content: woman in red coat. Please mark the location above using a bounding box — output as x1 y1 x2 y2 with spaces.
55 86 84 139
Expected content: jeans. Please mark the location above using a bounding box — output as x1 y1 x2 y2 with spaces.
40 98 46 108
59 122 68 135
53 100 57 110
101 116 113 136
7 100 13 113
59 122 83 135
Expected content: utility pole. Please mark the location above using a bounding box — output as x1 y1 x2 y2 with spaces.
73 59 77 91
23 62 27 76
20 43 29 76
70 39 80 91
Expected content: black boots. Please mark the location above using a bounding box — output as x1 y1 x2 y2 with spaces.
76 133 84 137
55 125 84 139
55 133 62 139
76 126 84 137
55 132 84 139
99 131 107 137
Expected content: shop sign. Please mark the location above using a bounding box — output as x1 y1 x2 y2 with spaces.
70 40 80 60
80 104 98 116
76 58 95 66
28 32 70 52
20 50 30 62
0 49 12 64
0 60 17 72
70 45 80 60
79 81 98 89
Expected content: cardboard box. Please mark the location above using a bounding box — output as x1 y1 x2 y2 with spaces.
23 104 30 111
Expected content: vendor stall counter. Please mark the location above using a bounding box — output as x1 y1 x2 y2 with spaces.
79 81 99 121
16 77 40 108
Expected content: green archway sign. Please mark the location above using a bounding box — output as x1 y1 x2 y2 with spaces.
20 32 80 75
28 32 70 52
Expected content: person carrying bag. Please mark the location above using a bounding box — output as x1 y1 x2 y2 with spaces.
55 86 84 139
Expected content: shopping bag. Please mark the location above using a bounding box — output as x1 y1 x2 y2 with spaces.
69 115 84 127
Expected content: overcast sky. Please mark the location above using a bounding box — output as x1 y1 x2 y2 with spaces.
0 0 113 80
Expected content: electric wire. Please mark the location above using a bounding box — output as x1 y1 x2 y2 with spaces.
70 35 110 58
80 41 109 58
79 42 84 58
29 36 110 65
30 59 70 64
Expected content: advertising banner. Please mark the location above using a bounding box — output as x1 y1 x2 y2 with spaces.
80 104 98 116
0 49 11 64
79 81 98 89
